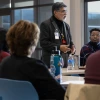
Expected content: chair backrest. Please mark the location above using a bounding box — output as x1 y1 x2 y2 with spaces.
0 78 39 100
64 84 100 100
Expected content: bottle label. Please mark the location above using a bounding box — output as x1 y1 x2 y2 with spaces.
68 59 75 70
50 64 56 77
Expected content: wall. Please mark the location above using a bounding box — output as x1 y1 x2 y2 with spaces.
63 0 70 25
63 0 84 55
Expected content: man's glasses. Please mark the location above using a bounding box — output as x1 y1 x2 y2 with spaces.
57 10 67 14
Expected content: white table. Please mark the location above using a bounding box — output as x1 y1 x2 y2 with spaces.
61 76 84 87
62 68 85 76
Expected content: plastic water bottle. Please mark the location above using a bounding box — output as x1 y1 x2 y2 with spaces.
67 54 75 70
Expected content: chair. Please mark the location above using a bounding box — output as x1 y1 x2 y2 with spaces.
64 84 100 100
0 78 39 100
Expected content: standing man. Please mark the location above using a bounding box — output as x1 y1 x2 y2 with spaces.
40 2 75 68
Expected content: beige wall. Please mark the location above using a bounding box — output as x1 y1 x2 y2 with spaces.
63 0 70 25
63 0 84 55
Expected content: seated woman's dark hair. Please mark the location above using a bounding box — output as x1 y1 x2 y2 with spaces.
0 28 9 52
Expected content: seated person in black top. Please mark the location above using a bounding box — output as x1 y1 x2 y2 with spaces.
0 20 65 100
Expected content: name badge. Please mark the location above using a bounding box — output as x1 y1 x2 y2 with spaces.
54 32 59 39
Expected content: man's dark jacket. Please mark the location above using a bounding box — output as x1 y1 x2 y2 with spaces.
40 16 74 68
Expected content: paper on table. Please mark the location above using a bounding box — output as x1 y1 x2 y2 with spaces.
61 80 84 85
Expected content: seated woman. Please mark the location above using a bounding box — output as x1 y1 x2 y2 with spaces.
85 50 100 84
64 50 100 100
0 20 65 100
0 28 10 62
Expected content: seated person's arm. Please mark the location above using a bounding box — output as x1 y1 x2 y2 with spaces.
80 46 91 66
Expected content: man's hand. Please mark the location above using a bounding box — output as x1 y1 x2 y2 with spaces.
71 45 76 54
60 45 71 53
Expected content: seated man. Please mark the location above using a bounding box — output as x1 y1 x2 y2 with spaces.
80 28 100 66
0 20 65 100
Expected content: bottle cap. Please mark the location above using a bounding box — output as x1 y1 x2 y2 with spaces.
53 46 61 55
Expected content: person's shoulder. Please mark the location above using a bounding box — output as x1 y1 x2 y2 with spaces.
87 50 100 60
27 58 48 68
64 22 70 28
64 22 69 26
86 50 100 69
97 42 100 46
82 42 90 48
0 51 10 62
0 55 11 65
41 17 51 25
1 51 10 56
91 50 100 56
40 18 52 30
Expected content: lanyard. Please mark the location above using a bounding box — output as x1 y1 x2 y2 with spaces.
52 21 61 41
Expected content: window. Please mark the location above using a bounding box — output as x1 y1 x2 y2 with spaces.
2 15 10 30
38 6 52 26
84 0 100 43
0 0 11 8
14 8 34 23
38 0 53 4
0 15 10 30
0 0 61 59
13 0 34 7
